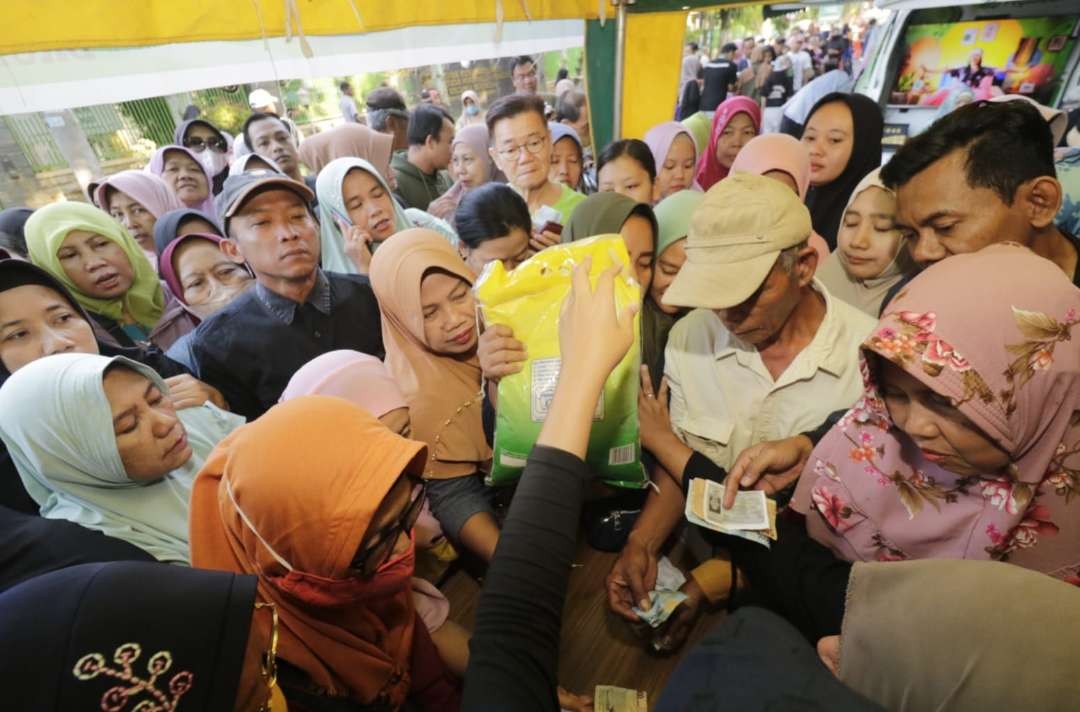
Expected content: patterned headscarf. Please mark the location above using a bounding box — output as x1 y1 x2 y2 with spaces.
792 244 1080 582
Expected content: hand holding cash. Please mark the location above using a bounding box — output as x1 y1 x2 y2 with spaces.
685 478 778 547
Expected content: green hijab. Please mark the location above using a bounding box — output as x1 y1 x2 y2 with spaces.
565 191 657 243
24 201 164 328
642 190 703 387
0 353 245 563
315 157 458 274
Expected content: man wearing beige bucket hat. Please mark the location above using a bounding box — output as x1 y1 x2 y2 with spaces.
607 174 875 644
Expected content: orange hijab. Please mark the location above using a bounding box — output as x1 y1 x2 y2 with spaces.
369 229 491 479
189 396 426 706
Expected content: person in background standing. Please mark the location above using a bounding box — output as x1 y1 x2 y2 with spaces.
457 90 486 129
242 113 307 187
339 81 360 123
701 43 740 112
174 118 232 195
392 104 455 211
787 35 814 91
366 86 411 152
762 54 795 134
421 87 445 107
511 56 540 96
554 68 575 100
678 66 706 121
681 42 704 95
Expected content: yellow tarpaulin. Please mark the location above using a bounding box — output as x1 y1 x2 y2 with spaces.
3 0 601 55
621 10 687 139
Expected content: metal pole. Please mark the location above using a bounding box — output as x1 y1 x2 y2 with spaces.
612 0 628 141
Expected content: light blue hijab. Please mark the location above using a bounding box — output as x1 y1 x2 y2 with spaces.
0 354 244 564
315 157 457 274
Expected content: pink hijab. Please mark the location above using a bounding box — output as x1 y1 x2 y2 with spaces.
93 170 182 219
730 133 829 260
644 121 702 193
792 244 1080 582
146 145 217 219
694 96 761 191
280 350 407 418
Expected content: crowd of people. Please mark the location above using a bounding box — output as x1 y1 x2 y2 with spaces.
0 34 1079 711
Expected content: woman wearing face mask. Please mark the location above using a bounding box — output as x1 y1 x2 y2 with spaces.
644 122 700 202
190 396 462 710
694 96 761 191
147 146 217 219
25 202 164 347
457 90 485 129
174 118 232 195
454 184 533 277
316 158 457 276
597 139 657 206
816 169 916 316
729 132 830 262
715 245 1080 641
280 349 472 676
0 354 244 564
799 93 883 249
94 171 182 258
549 123 585 193
428 125 496 225
370 230 498 564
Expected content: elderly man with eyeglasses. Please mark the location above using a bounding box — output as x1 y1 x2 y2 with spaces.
486 94 585 252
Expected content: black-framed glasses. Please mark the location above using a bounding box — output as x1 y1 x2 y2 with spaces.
351 478 427 577
184 136 227 153
496 135 548 162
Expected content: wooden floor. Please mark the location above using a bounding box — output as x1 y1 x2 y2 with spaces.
441 537 728 709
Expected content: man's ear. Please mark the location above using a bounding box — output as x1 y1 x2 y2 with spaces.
219 237 246 266
1021 176 1063 230
796 243 819 287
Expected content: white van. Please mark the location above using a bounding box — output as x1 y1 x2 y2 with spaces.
856 1 1080 155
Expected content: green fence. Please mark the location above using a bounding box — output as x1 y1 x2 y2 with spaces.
2 114 66 172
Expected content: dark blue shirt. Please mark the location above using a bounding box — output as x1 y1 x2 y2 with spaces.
187 269 383 419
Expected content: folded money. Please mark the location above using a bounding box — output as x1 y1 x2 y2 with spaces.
632 589 687 628
594 685 647 712
685 478 777 548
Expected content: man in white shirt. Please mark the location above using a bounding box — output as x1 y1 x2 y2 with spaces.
605 174 875 646
787 35 814 91
339 82 360 123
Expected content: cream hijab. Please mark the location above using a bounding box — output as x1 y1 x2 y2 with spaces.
816 169 916 316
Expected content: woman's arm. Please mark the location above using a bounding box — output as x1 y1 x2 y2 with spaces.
462 259 638 712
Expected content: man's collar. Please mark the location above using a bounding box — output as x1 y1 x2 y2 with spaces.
255 269 331 324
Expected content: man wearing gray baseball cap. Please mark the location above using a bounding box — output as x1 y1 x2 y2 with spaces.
607 173 876 646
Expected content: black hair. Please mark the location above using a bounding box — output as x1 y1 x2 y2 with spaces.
555 90 587 124
365 87 408 131
485 93 547 134
406 104 453 146
762 46 776 63
596 139 656 182
689 42 699 52
454 184 532 249
242 112 287 148
722 42 738 54
512 55 535 72
339 81 351 92
556 68 569 81
880 100 1055 205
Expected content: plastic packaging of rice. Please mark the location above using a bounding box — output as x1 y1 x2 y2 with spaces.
474 234 646 488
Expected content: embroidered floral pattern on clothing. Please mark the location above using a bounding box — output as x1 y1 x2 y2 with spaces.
1002 307 1079 415
985 497 1060 561
72 643 193 711
867 310 995 407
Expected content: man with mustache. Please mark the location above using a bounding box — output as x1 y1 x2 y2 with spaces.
184 172 383 419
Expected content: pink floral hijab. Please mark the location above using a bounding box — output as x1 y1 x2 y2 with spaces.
792 244 1080 581
693 96 761 191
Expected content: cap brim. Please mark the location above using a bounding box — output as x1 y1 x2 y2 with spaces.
662 251 779 310
225 177 315 219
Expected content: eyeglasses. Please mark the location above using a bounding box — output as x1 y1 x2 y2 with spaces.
255 601 280 712
351 478 426 577
496 136 547 162
184 136 227 153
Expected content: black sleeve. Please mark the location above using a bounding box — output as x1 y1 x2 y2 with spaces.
462 445 590 712
680 452 728 497
188 332 260 421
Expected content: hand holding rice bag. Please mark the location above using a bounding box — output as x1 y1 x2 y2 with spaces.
474 235 646 488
